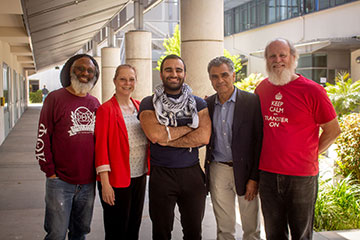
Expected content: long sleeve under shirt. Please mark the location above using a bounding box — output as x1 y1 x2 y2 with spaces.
35 88 100 184
211 88 237 163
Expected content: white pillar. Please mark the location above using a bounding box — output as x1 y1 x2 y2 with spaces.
181 0 224 98
125 30 152 101
351 49 360 82
101 47 121 102
89 56 102 103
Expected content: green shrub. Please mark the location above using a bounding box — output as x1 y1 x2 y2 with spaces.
234 73 264 93
335 113 360 181
29 90 42 103
325 72 360 117
314 175 360 231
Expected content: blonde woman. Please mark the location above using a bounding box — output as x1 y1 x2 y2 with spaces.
95 64 149 239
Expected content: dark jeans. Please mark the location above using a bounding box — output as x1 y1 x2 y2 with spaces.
98 174 146 240
44 178 95 240
259 171 318 240
149 164 207 240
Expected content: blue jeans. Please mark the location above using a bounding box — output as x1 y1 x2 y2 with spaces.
44 178 95 240
259 171 318 240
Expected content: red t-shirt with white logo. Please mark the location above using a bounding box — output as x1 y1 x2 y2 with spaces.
255 75 336 176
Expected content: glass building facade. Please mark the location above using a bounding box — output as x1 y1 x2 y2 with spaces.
224 0 357 36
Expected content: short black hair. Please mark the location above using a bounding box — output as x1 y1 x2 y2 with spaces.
60 54 100 87
160 54 186 73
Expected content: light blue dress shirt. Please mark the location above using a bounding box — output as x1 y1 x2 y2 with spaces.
211 88 237 163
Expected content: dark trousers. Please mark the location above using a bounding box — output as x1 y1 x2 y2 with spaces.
97 174 146 240
259 171 318 240
149 164 207 240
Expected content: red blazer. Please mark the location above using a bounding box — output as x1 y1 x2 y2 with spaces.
95 95 150 188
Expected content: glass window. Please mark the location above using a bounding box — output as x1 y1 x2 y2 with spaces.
268 0 276 23
297 54 313 68
319 0 330 9
296 69 312 80
305 0 315 13
279 0 288 20
241 6 249 30
3 63 10 106
234 7 241 33
335 0 345 5
13 70 18 102
313 53 327 67
289 0 300 17
313 69 327 85
225 10 234 35
249 3 257 28
258 0 267 25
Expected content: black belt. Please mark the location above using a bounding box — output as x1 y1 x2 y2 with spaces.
218 161 233 167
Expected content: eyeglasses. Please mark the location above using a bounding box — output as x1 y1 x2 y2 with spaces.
73 66 95 75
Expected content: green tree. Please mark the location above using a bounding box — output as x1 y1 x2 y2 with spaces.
325 72 360 118
224 49 243 76
234 73 265 93
155 25 181 71
155 25 243 74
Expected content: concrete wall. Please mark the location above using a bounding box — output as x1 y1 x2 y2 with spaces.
224 2 360 76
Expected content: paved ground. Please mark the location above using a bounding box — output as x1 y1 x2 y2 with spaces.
0 105 358 240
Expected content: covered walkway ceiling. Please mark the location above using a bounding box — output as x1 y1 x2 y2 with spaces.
21 0 131 71
3 0 244 73
0 0 161 72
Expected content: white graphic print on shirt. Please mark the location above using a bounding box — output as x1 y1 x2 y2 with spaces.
68 106 96 136
264 92 289 128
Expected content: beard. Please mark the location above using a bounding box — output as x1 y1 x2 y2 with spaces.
162 75 184 92
267 60 297 86
70 72 96 95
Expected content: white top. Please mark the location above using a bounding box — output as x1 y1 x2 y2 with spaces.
122 109 148 178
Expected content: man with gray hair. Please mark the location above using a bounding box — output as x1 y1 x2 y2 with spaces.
35 54 100 239
205 56 263 240
255 38 341 239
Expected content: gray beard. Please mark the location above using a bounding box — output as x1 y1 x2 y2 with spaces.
70 72 95 95
267 68 293 86
266 60 297 86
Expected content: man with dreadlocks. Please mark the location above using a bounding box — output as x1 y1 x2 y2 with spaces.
139 54 211 240
35 54 100 239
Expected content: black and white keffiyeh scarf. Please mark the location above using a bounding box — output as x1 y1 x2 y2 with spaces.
153 83 199 128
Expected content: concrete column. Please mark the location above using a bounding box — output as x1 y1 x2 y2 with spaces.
181 0 224 98
89 56 102 103
107 26 116 48
134 0 144 30
101 47 121 102
125 30 152 101
351 49 360 82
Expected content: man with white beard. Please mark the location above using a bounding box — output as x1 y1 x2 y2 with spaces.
35 54 100 239
255 38 341 240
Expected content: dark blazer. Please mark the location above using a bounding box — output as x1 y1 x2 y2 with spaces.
205 88 263 196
